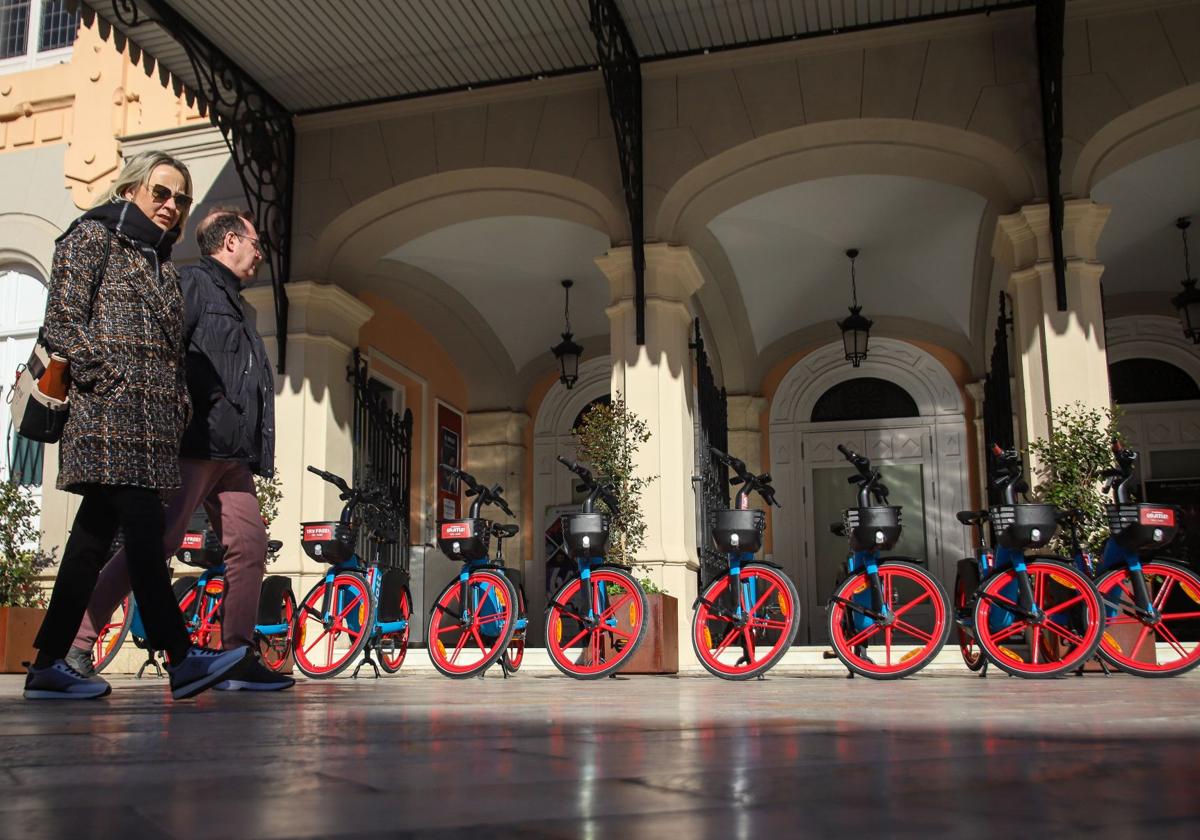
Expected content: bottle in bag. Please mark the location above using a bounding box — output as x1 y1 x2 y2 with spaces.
38 353 70 401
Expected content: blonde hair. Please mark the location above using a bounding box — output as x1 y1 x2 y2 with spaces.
95 151 194 229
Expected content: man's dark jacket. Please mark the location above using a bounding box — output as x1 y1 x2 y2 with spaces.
179 256 275 476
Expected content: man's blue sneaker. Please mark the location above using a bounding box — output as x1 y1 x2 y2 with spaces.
215 656 295 692
167 645 251 700
24 660 111 700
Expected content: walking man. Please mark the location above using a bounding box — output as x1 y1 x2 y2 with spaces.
68 208 291 691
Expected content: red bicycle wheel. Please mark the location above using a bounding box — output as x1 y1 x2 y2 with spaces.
92 595 132 673
176 577 224 649
828 561 951 679
1096 562 1200 677
257 576 295 673
505 585 527 673
378 587 411 674
954 561 985 671
973 558 1102 678
692 563 799 680
426 569 517 678
292 573 374 678
546 566 647 679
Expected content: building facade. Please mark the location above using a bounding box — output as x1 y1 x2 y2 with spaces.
4 0 1200 662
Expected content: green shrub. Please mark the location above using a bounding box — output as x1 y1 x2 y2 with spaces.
0 482 56 608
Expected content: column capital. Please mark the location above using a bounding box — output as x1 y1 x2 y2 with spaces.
466 411 530 446
992 199 1112 270
244 281 373 348
595 243 705 306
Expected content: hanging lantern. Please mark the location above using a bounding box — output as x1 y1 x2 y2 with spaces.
837 248 873 367
1172 218 1200 345
551 279 584 388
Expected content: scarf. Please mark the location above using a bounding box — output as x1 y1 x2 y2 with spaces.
59 199 181 277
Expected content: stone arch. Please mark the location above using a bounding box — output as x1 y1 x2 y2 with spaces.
658 120 1033 395
1105 315 1200 394
1072 83 1200 197
0 212 62 281
312 167 626 283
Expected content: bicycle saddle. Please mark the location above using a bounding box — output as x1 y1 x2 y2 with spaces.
491 523 520 539
956 510 987 526
266 539 283 554
829 522 847 537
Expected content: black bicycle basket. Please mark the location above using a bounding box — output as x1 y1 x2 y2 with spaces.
844 506 903 551
438 519 491 562
175 529 226 569
712 509 766 553
1106 503 1180 552
561 512 610 559
300 521 355 564
989 504 1057 550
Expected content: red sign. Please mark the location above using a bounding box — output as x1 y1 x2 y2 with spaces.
180 532 204 550
1139 508 1175 527
304 525 333 542
441 521 471 539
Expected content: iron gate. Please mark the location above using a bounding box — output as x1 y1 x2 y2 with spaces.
982 292 1016 504
692 319 729 588
349 349 413 570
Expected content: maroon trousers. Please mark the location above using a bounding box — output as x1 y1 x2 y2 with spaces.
73 458 268 652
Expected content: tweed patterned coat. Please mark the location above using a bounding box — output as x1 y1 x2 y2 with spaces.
44 220 190 492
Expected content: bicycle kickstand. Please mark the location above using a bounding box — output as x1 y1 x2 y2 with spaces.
137 651 164 679
351 647 381 679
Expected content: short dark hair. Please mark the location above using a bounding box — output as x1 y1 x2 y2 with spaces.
196 207 253 256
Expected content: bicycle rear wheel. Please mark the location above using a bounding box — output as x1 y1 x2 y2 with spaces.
692 563 799 680
256 575 295 673
378 575 412 674
426 569 518 678
1096 562 1200 677
973 558 1102 678
954 560 985 671
546 565 647 679
92 595 132 674
293 572 374 678
828 560 951 679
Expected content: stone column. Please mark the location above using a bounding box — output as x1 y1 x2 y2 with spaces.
595 243 704 665
466 409 529 563
993 200 1112 459
244 281 373 594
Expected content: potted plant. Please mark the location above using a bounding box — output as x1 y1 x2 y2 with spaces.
573 395 678 674
0 482 56 672
1027 402 1148 666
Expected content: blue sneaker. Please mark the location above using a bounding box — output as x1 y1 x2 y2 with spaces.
24 660 111 700
167 645 252 700
215 656 295 692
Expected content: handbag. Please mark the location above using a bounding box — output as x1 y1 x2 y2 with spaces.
6 234 112 443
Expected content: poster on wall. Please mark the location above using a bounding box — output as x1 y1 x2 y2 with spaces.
437 402 463 522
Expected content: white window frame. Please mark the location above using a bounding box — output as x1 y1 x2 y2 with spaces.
0 0 76 75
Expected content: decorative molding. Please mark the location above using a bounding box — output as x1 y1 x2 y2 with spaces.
533 356 612 437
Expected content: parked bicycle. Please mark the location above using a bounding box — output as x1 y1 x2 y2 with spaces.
1057 442 1200 677
92 528 294 676
826 445 951 679
429 465 526 678
953 446 1104 678
543 456 648 678
293 466 413 678
692 447 799 679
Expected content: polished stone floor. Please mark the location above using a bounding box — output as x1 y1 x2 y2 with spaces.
2 666 1199 839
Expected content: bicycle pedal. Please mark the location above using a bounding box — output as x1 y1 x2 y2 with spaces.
822 649 838 659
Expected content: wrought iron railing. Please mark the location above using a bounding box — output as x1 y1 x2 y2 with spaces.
348 349 413 570
982 292 1015 504
692 319 729 588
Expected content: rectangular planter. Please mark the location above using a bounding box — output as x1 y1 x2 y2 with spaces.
617 592 679 675
0 606 45 673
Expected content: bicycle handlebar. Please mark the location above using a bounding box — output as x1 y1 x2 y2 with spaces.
710 447 781 508
989 445 1027 504
555 455 620 515
837 445 888 506
440 464 515 518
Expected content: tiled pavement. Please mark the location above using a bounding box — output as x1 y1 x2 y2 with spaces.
2 667 1199 839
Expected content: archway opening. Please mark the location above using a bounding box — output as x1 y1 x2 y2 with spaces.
1110 358 1200 404
811 378 920 422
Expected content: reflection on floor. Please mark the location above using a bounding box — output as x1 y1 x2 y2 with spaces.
2 669 1198 838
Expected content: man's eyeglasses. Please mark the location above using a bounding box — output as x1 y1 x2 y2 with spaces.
148 183 194 211
232 231 265 256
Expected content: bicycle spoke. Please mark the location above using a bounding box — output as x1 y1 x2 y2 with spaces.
1129 623 1154 659
893 618 934 644
1162 611 1200 621
712 624 741 657
745 581 780 617
741 626 756 661
561 622 590 650
1042 592 1087 618
1153 578 1175 612
749 618 790 631
893 589 932 619
884 626 892 666
845 621 882 648
1041 619 1086 647
596 590 634 625
1030 624 1041 664
987 620 1027 644
1154 622 1191 660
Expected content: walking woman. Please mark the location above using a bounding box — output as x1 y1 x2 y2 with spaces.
24 151 250 700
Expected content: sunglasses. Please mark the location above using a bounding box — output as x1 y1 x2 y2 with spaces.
231 231 265 256
148 183 194 211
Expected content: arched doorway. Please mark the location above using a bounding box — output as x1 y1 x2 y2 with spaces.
768 339 970 643
1 264 49 507
529 356 610 643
